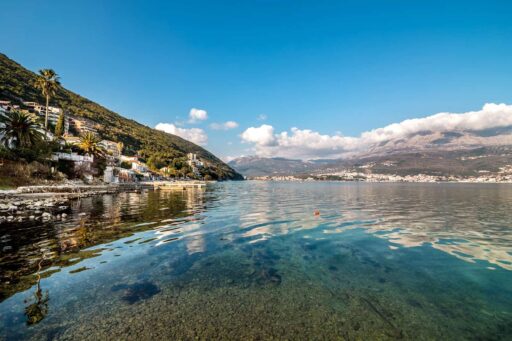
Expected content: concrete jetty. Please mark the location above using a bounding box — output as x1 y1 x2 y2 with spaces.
143 181 210 190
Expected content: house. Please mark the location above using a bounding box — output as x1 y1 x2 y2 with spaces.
22 101 69 134
99 140 120 158
187 153 204 167
132 160 149 173
63 135 81 145
120 155 138 163
187 153 203 176
0 100 21 112
51 152 94 164
68 115 97 135
117 168 138 182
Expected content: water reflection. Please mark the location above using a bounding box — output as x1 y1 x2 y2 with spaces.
0 188 206 301
225 182 512 271
1 182 512 340
24 257 49 325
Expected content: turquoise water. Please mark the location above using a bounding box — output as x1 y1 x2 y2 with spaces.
1 182 512 340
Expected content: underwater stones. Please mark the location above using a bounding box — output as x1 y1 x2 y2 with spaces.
303 243 317 251
253 267 282 285
406 298 423 308
111 281 161 304
0 196 74 224
69 266 92 274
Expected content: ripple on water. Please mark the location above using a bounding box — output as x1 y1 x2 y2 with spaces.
1 182 512 340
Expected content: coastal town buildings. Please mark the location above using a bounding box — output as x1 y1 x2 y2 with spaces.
99 140 120 157
2 98 210 184
68 116 97 135
187 153 204 176
22 101 69 134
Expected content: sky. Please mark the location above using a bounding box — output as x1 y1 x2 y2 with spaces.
2 0 512 161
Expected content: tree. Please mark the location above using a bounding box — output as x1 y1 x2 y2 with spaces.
0 110 44 149
78 132 105 157
54 112 65 137
116 141 124 155
34 69 60 136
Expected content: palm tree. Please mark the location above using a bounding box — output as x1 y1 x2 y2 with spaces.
78 132 105 157
0 110 44 149
34 69 60 135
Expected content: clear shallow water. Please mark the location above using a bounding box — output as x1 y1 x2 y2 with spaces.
1 182 512 340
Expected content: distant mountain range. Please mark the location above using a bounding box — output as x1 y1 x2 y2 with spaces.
0 53 242 180
229 127 512 178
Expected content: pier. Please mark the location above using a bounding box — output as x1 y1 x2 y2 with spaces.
143 181 210 190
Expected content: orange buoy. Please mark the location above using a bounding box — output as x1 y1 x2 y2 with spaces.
314 210 320 216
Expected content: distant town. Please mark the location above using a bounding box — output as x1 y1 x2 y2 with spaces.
251 166 512 183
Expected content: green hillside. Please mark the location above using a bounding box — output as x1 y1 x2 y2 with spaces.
0 53 242 180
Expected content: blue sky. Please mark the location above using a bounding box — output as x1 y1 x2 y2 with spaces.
2 0 512 160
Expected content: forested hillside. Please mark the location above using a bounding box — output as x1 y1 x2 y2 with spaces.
0 53 242 180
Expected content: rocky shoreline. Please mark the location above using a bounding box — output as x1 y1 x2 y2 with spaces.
0 183 147 224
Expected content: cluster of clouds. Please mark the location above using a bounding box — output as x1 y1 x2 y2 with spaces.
154 123 209 146
210 121 239 130
155 103 512 159
155 108 239 145
240 103 512 160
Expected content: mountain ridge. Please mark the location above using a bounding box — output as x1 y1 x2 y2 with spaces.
229 127 512 178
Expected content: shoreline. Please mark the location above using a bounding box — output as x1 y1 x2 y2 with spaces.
246 178 512 184
0 181 209 224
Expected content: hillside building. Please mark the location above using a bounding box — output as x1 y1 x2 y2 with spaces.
68 115 97 135
187 153 204 176
21 101 69 134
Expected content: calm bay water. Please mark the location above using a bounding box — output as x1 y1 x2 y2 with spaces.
1 181 512 340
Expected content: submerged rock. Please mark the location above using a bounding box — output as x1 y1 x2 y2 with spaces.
111 281 161 304
252 267 282 286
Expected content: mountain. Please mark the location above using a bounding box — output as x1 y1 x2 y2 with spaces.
229 128 512 178
228 156 317 177
0 53 242 180
356 128 512 159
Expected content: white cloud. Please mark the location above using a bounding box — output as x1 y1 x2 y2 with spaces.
210 121 239 130
188 108 208 123
257 114 267 121
240 103 512 160
240 124 276 146
155 123 208 145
